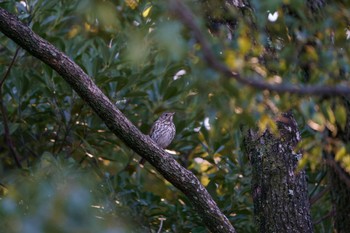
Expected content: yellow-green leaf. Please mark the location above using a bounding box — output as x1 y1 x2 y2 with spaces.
142 6 152 17
335 146 347 161
335 105 347 131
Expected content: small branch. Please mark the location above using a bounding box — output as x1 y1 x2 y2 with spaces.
157 217 166 233
169 0 350 96
0 47 22 168
309 171 327 195
313 209 334 225
310 186 330 205
0 47 20 87
325 157 350 188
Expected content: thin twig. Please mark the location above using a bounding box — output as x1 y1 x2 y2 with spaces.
169 0 350 96
313 209 334 225
325 157 350 188
0 47 22 168
309 170 327 200
157 217 166 233
310 186 330 205
0 47 20 87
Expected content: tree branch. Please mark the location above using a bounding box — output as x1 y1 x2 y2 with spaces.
325 157 350 188
0 47 22 168
0 7 236 233
169 0 350 96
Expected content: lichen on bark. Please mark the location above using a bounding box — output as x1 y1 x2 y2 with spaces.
244 112 313 233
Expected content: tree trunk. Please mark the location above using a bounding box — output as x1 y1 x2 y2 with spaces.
244 112 313 233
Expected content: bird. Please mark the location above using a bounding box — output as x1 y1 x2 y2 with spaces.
139 112 176 166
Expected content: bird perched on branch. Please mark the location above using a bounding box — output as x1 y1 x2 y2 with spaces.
139 112 176 166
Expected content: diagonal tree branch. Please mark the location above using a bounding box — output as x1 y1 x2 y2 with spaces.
169 0 350 96
0 7 236 233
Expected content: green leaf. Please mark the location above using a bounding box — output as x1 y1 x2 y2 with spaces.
335 104 347 131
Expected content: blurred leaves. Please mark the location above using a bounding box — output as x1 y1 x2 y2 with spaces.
154 21 186 61
1 0 350 232
0 154 127 233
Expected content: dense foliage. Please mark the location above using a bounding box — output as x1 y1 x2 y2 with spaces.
1 0 349 232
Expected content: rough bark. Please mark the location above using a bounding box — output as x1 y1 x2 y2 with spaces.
244 112 313 233
0 7 236 233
